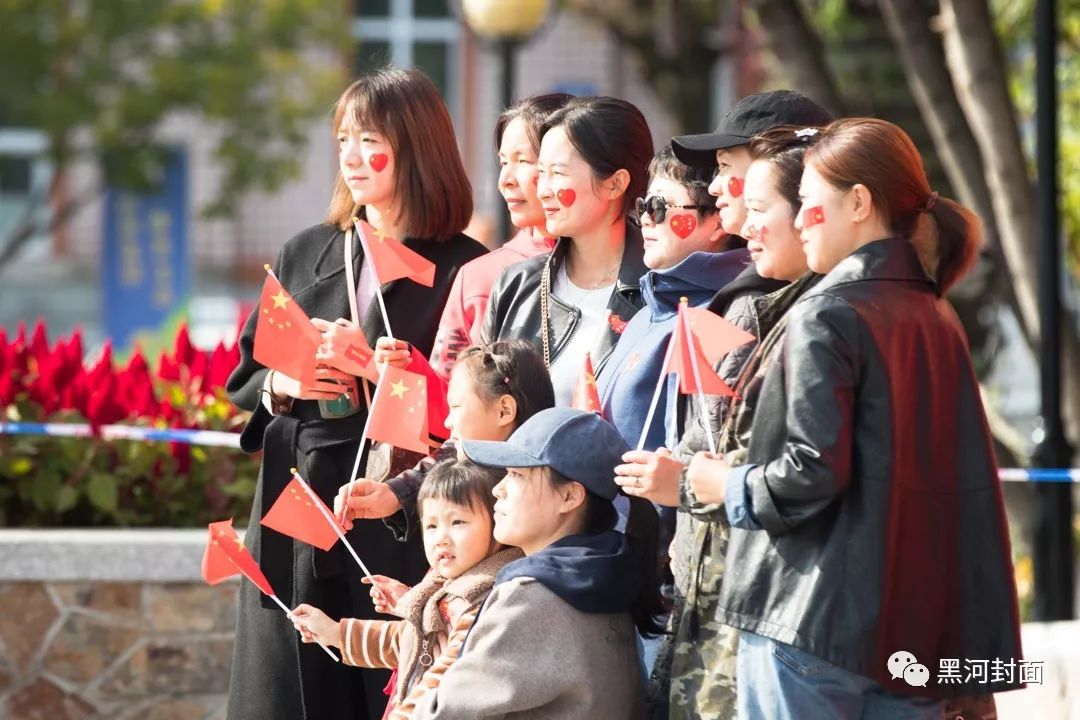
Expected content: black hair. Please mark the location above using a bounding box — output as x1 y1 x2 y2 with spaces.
417 458 503 520
540 96 653 219
647 146 715 210
457 340 555 430
494 93 574 154
548 470 668 637
747 125 823 214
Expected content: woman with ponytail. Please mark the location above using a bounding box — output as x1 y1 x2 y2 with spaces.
411 408 663 718
684 118 1022 718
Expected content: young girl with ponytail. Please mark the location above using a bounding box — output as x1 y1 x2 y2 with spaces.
685 118 1022 719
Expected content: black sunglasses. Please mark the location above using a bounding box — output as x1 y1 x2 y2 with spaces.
634 195 713 224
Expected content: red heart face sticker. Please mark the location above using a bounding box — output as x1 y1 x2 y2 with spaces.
727 176 744 198
668 213 698 239
556 188 576 207
368 153 388 172
803 205 826 228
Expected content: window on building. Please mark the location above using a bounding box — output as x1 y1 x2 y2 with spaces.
352 0 460 119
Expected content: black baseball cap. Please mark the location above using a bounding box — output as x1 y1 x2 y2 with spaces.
671 90 833 167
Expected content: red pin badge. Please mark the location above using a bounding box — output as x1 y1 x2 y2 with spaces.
369 153 388 172
607 313 627 334
668 214 698 239
556 188 576 207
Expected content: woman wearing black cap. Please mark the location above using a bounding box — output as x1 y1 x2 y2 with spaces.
409 407 666 719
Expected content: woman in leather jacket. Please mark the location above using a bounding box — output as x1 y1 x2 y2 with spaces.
481 96 653 406
687 118 1022 719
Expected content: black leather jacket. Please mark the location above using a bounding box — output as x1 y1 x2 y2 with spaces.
481 223 647 374
718 237 1022 698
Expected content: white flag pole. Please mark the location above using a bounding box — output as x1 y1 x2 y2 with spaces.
268 593 340 662
291 469 376 583
341 369 386 522
636 332 677 452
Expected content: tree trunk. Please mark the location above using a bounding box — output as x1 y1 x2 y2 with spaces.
876 0 1028 356
746 0 848 115
941 0 1080 446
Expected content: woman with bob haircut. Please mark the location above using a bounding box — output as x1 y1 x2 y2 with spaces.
482 95 654 406
226 67 486 720
684 118 1022 719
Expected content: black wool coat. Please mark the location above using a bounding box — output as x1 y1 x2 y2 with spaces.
225 223 486 720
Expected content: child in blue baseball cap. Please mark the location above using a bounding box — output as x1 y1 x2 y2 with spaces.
409 407 665 719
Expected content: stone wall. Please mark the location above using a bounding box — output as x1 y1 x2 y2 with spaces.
0 530 237 720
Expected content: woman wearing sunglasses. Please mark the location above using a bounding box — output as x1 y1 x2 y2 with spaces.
481 96 653 407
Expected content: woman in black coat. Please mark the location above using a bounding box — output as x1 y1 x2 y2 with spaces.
225 68 486 720
686 118 1022 718
482 97 654 406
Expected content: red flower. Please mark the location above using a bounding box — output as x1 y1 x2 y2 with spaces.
173 323 197 368
86 341 114 388
29 319 48 362
157 350 180 382
86 373 127 429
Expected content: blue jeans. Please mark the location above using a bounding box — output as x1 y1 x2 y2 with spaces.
737 632 945 720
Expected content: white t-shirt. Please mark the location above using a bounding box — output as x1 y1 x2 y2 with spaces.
548 265 616 407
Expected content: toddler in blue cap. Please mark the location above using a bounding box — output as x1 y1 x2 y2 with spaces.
409 407 665 719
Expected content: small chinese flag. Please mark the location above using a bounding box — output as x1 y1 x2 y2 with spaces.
572 352 602 413
366 365 431 455
355 218 436 287
202 519 276 597
253 269 322 385
682 306 755 365
261 474 343 551
667 303 737 397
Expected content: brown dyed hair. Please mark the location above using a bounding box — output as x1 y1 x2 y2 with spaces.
326 68 472 239
805 118 980 293
494 92 573 154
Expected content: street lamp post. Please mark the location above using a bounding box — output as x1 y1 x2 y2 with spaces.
460 0 552 244
1032 0 1074 621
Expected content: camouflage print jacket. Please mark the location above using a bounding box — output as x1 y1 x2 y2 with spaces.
649 273 819 720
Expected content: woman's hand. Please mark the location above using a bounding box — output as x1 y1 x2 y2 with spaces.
686 451 732 505
291 604 340 647
613 448 683 506
271 367 356 401
311 318 377 381
361 574 411 615
374 337 411 371
335 479 402 527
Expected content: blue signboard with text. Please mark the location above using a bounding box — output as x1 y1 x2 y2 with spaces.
101 149 190 350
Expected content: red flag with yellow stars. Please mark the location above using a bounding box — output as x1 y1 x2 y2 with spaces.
253 269 322 385
261 475 342 551
366 365 431 455
354 218 436 287
682 305 755 365
201 519 275 597
571 352 602 413
667 303 737 397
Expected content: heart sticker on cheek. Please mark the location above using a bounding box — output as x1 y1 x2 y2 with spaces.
668 213 698 239
803 206 826 228
368 153 388 172
556 188 576 207
727 176 744 198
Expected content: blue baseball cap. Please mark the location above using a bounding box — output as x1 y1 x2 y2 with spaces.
460 407 628 501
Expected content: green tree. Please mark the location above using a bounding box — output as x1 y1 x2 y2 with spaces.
0 0 349 270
